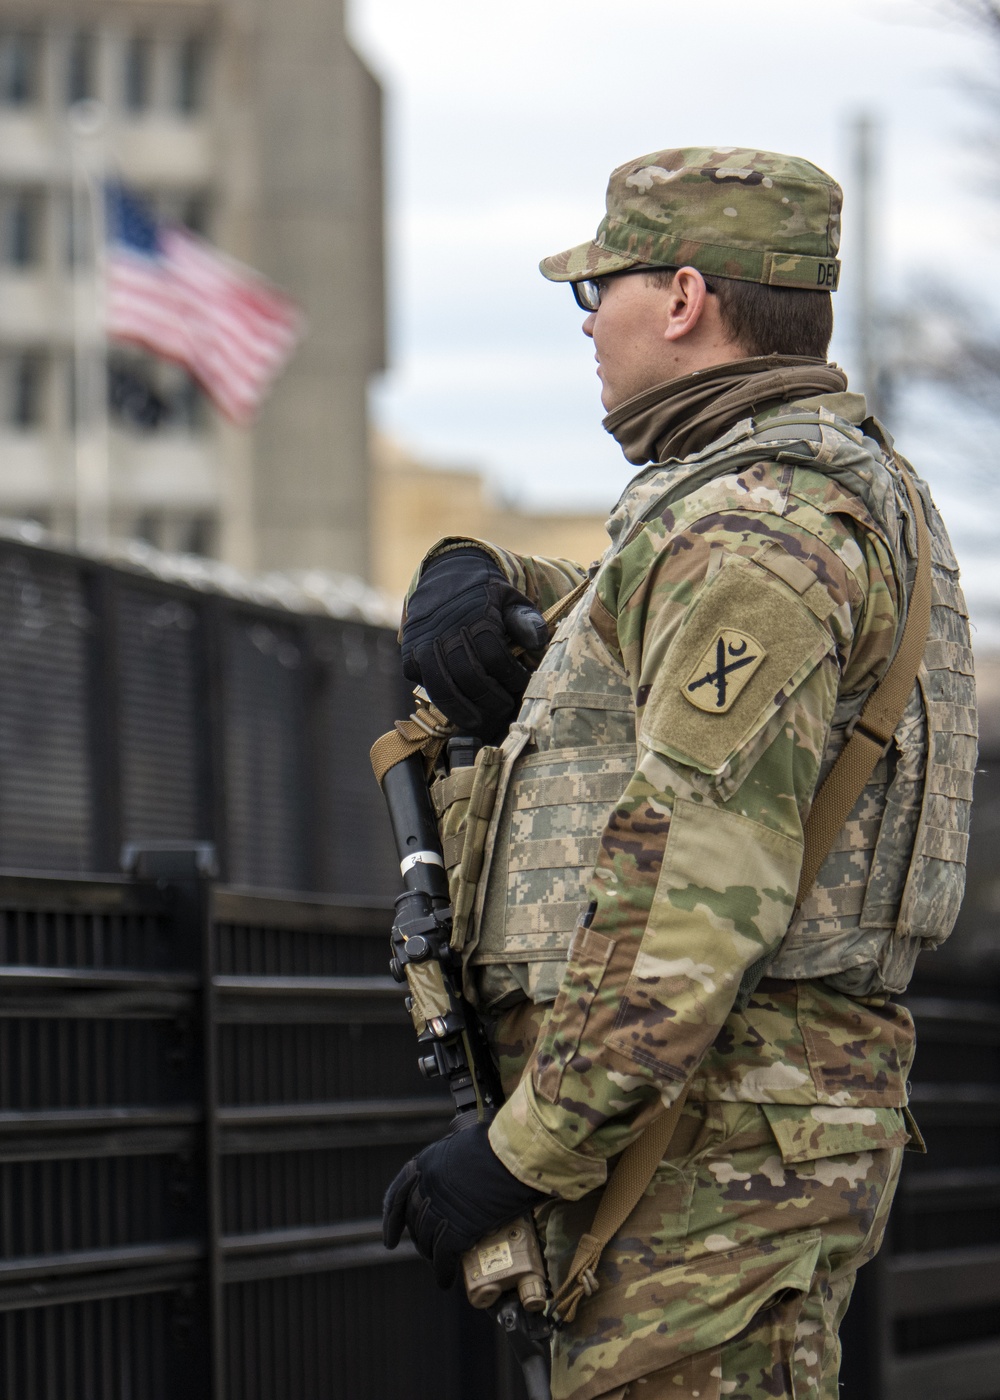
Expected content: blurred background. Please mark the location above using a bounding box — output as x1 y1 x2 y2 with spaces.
0 4 997 1399
2 0 1000 623
362 0 1000 631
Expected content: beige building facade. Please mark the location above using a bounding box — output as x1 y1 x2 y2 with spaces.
0 0 383 577
371 432 609 607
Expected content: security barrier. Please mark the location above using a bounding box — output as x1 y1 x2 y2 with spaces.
839 757 1000 1400
0 850 501 1399
0 534 405 896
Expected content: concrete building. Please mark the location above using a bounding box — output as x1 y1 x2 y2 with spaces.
0 0 384 577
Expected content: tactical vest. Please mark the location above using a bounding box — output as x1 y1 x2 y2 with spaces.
435 409 975 1006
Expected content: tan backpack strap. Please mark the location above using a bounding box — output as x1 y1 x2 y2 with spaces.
795 467 932 907
549 1085 690 1326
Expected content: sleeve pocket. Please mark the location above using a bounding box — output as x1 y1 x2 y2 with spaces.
534 923 616 1106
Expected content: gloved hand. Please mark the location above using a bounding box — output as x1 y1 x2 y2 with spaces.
383 1121 546 1288
400 548 548 742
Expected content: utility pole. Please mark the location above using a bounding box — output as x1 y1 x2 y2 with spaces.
69 98 111 550
852 112 889 422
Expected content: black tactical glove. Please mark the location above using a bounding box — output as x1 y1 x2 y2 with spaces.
383 1122 546 1288
400 548 548 742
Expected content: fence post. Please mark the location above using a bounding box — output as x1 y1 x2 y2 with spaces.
123 841 222 1398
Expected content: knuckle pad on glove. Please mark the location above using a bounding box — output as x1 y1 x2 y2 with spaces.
504 603 549 652
450 638 517 711
468 627 530 694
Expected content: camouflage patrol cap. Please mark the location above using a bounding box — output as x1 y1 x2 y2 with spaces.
540 146 842 292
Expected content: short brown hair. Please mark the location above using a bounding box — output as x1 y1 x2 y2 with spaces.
648 268 833 360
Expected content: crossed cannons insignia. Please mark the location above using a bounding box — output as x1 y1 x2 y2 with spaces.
682 629 766 713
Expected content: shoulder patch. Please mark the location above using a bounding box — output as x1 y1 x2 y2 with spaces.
640 557 836 777
683 630 766 713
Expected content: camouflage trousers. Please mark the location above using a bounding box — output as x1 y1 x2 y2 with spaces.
543 1099 906 1400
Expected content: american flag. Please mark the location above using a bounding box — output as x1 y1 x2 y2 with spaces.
105 184 304 425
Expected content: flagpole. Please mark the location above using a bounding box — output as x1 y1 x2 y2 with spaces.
851 112 886 423
69 99 110 551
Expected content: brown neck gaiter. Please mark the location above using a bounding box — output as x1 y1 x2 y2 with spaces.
604 355 849 466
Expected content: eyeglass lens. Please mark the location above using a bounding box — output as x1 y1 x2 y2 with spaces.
572 280 601 313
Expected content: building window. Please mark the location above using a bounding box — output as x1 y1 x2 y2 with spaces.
108 351 208 433
0 191 43 268
109 358 167 430
123 35 153 112
136 512 216 558
153 190 211 238
172 372 208 430
0 31 40 106
4 354 46 429
180 193 210 237
66 31 97 106
176 35 205 115
177 516 215 557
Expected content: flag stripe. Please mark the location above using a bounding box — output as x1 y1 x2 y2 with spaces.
106 206 303 425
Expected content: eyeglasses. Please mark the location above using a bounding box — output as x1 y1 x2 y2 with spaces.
571 266 716 313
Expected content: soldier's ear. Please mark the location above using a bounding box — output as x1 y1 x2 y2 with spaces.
661 266 712 344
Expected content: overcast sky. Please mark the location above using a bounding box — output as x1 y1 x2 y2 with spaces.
348 0 1000 640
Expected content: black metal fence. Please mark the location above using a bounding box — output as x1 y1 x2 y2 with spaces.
0 849 505 1399
0 535 406 896
839 756 1000 1400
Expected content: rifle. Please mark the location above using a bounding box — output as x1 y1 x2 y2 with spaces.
379 742 552 1400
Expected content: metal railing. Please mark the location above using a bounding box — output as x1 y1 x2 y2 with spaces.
0 848 503 1399
839 962 1000 1400
0 534 408 897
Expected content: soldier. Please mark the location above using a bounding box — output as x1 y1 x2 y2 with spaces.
382 148 976 1400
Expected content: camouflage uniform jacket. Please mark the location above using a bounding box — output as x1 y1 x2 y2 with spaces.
420 391 972 1201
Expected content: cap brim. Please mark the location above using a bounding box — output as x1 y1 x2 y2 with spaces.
539 238 644 283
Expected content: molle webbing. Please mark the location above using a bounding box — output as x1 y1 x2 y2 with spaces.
894 561 976 946
469 568 639 1003
474 745 636 965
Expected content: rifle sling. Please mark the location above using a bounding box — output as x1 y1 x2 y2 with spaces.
548 1085 690 1326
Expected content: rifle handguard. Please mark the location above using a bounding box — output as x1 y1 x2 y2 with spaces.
374 718 553 1399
